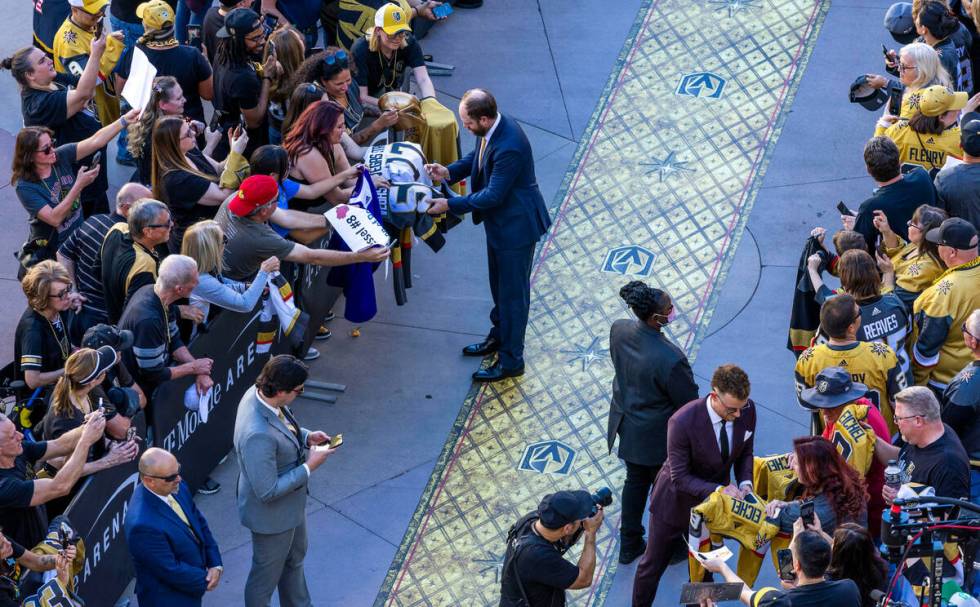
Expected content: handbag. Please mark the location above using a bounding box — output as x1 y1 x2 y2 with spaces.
14 237 53 280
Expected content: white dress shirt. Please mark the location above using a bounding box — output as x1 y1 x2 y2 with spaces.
705 395 752 492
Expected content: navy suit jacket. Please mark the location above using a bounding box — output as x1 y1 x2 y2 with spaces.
446 114 551 250
648 398 756 528
124 482 222 607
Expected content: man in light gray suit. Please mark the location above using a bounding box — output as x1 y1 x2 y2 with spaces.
233 355 337 607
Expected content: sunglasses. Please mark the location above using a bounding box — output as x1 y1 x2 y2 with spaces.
37 143 56 154
907 220 923 231
147 219 174 229
324 50 348 66
145 465 181 483
964 322 979 341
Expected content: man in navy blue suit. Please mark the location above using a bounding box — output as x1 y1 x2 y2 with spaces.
124 447 223 607
426 89 552 382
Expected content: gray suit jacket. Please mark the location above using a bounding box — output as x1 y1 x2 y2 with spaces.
234 386 311 534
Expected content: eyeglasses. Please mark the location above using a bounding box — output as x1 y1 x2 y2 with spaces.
898 63 918 72
145 465 181 482
389 31 408 41
893 413 922 424
291 386 305 395
147 218 174 229
907 220 923 231
963 322 979 341
324 50 348 66
245 29 265 43
712 392 745 416
49 285 75 300
37 144 55 154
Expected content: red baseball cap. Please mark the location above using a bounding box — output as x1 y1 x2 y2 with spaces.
230 175 279 217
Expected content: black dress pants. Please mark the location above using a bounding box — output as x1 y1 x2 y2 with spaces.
620 461 661 550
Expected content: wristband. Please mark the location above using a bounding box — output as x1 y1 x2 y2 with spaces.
120 116 129 128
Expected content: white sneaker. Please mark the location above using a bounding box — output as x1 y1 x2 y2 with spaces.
303 347 321 361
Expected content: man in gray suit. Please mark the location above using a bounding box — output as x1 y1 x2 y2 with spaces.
233 355 337 607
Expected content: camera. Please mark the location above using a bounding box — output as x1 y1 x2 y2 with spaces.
590 487 613 515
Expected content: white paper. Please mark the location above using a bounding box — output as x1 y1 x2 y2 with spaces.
324 205 388 252
182 383 212 423
121 48 158 111
943 154 965 170
694 546 733 562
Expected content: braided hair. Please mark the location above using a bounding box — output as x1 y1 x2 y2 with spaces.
619 281 671 325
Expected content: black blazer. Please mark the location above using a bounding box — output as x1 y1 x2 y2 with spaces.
606 319 698 466
649 398 756 528
446 114 551 250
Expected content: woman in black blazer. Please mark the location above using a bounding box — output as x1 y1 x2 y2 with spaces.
607 281 698 564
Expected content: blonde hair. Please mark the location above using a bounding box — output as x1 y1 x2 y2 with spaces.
22 260 71 311
367 27 409 53
180 220 224 275
128 76 181 159
49 348 100 419
266 26 306 105
901 42 953 89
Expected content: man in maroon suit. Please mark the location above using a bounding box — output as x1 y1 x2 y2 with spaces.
631 364 757 606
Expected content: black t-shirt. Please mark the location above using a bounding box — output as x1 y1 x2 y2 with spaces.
14 308 73 384
118 44 212 124
853 167 937 252
201 8 225 64
214 62 269 155
896 425 971 499
109 0 152 23
499 517 579 607
0 441 50 549
161 148 219 252
750 579 861 607
351 35 426 98
943 361 980 458
21 81 101 147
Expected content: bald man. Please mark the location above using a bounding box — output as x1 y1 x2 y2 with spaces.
58 183 153 332
425 89 551 382
124 448 222 607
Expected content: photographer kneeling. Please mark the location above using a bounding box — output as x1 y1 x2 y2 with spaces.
499 490 604 607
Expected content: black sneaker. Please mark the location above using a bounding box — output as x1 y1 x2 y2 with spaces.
198 477 221 495
323 311 336 322
619 541 646 565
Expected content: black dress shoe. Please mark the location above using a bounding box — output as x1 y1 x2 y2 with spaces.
472 364 524 382
453 0 483 7
619 541 646 565
462 338 500 357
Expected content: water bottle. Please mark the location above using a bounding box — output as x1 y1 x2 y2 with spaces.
885 459 902 491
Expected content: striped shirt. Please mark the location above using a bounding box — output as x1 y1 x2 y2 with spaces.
58 213 122 320
119 284 184 396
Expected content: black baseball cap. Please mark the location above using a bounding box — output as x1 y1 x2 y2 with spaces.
799 367 868 410
961 112 980 157
217 8 261 39
884 3 916 44
926 217 980 250
82 323 134 351
79 346 120 385
849 75 889 111
537 491 593 529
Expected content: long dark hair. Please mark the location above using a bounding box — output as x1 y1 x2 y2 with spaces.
282 100 344 165
11 126 54 184
793 436 868 525
290 47 355 93
912 204 947 265
281 82 326 137
249 145 289 184
827 523 888 607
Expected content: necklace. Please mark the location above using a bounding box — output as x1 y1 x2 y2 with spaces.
38 165 64 205
377 50 398 91
43 311 70 361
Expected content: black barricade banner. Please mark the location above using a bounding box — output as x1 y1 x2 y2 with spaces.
64 411 147 605
152 307 290 490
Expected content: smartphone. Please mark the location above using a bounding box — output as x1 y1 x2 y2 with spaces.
329 434 344 448
836 201 856 217
267 40 276 57
800 499 815 527
881 44 890 59
432 3 454 18
90 151 102 167
888 89 902 116
776 548 796 581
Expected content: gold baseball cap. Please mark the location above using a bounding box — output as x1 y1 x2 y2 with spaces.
375 3 412 36
917 85 968 117
136 0 175 31
68 0 109 14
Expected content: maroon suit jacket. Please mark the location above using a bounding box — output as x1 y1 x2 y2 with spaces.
648 397 756 528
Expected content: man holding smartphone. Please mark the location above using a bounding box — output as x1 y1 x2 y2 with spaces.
234 355 337 607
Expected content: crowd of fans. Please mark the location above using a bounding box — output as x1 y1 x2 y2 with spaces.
0 0 478 603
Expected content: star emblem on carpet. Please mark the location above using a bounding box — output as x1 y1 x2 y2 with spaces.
708 0 762 17
561 337 609 372
640 151 696 182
